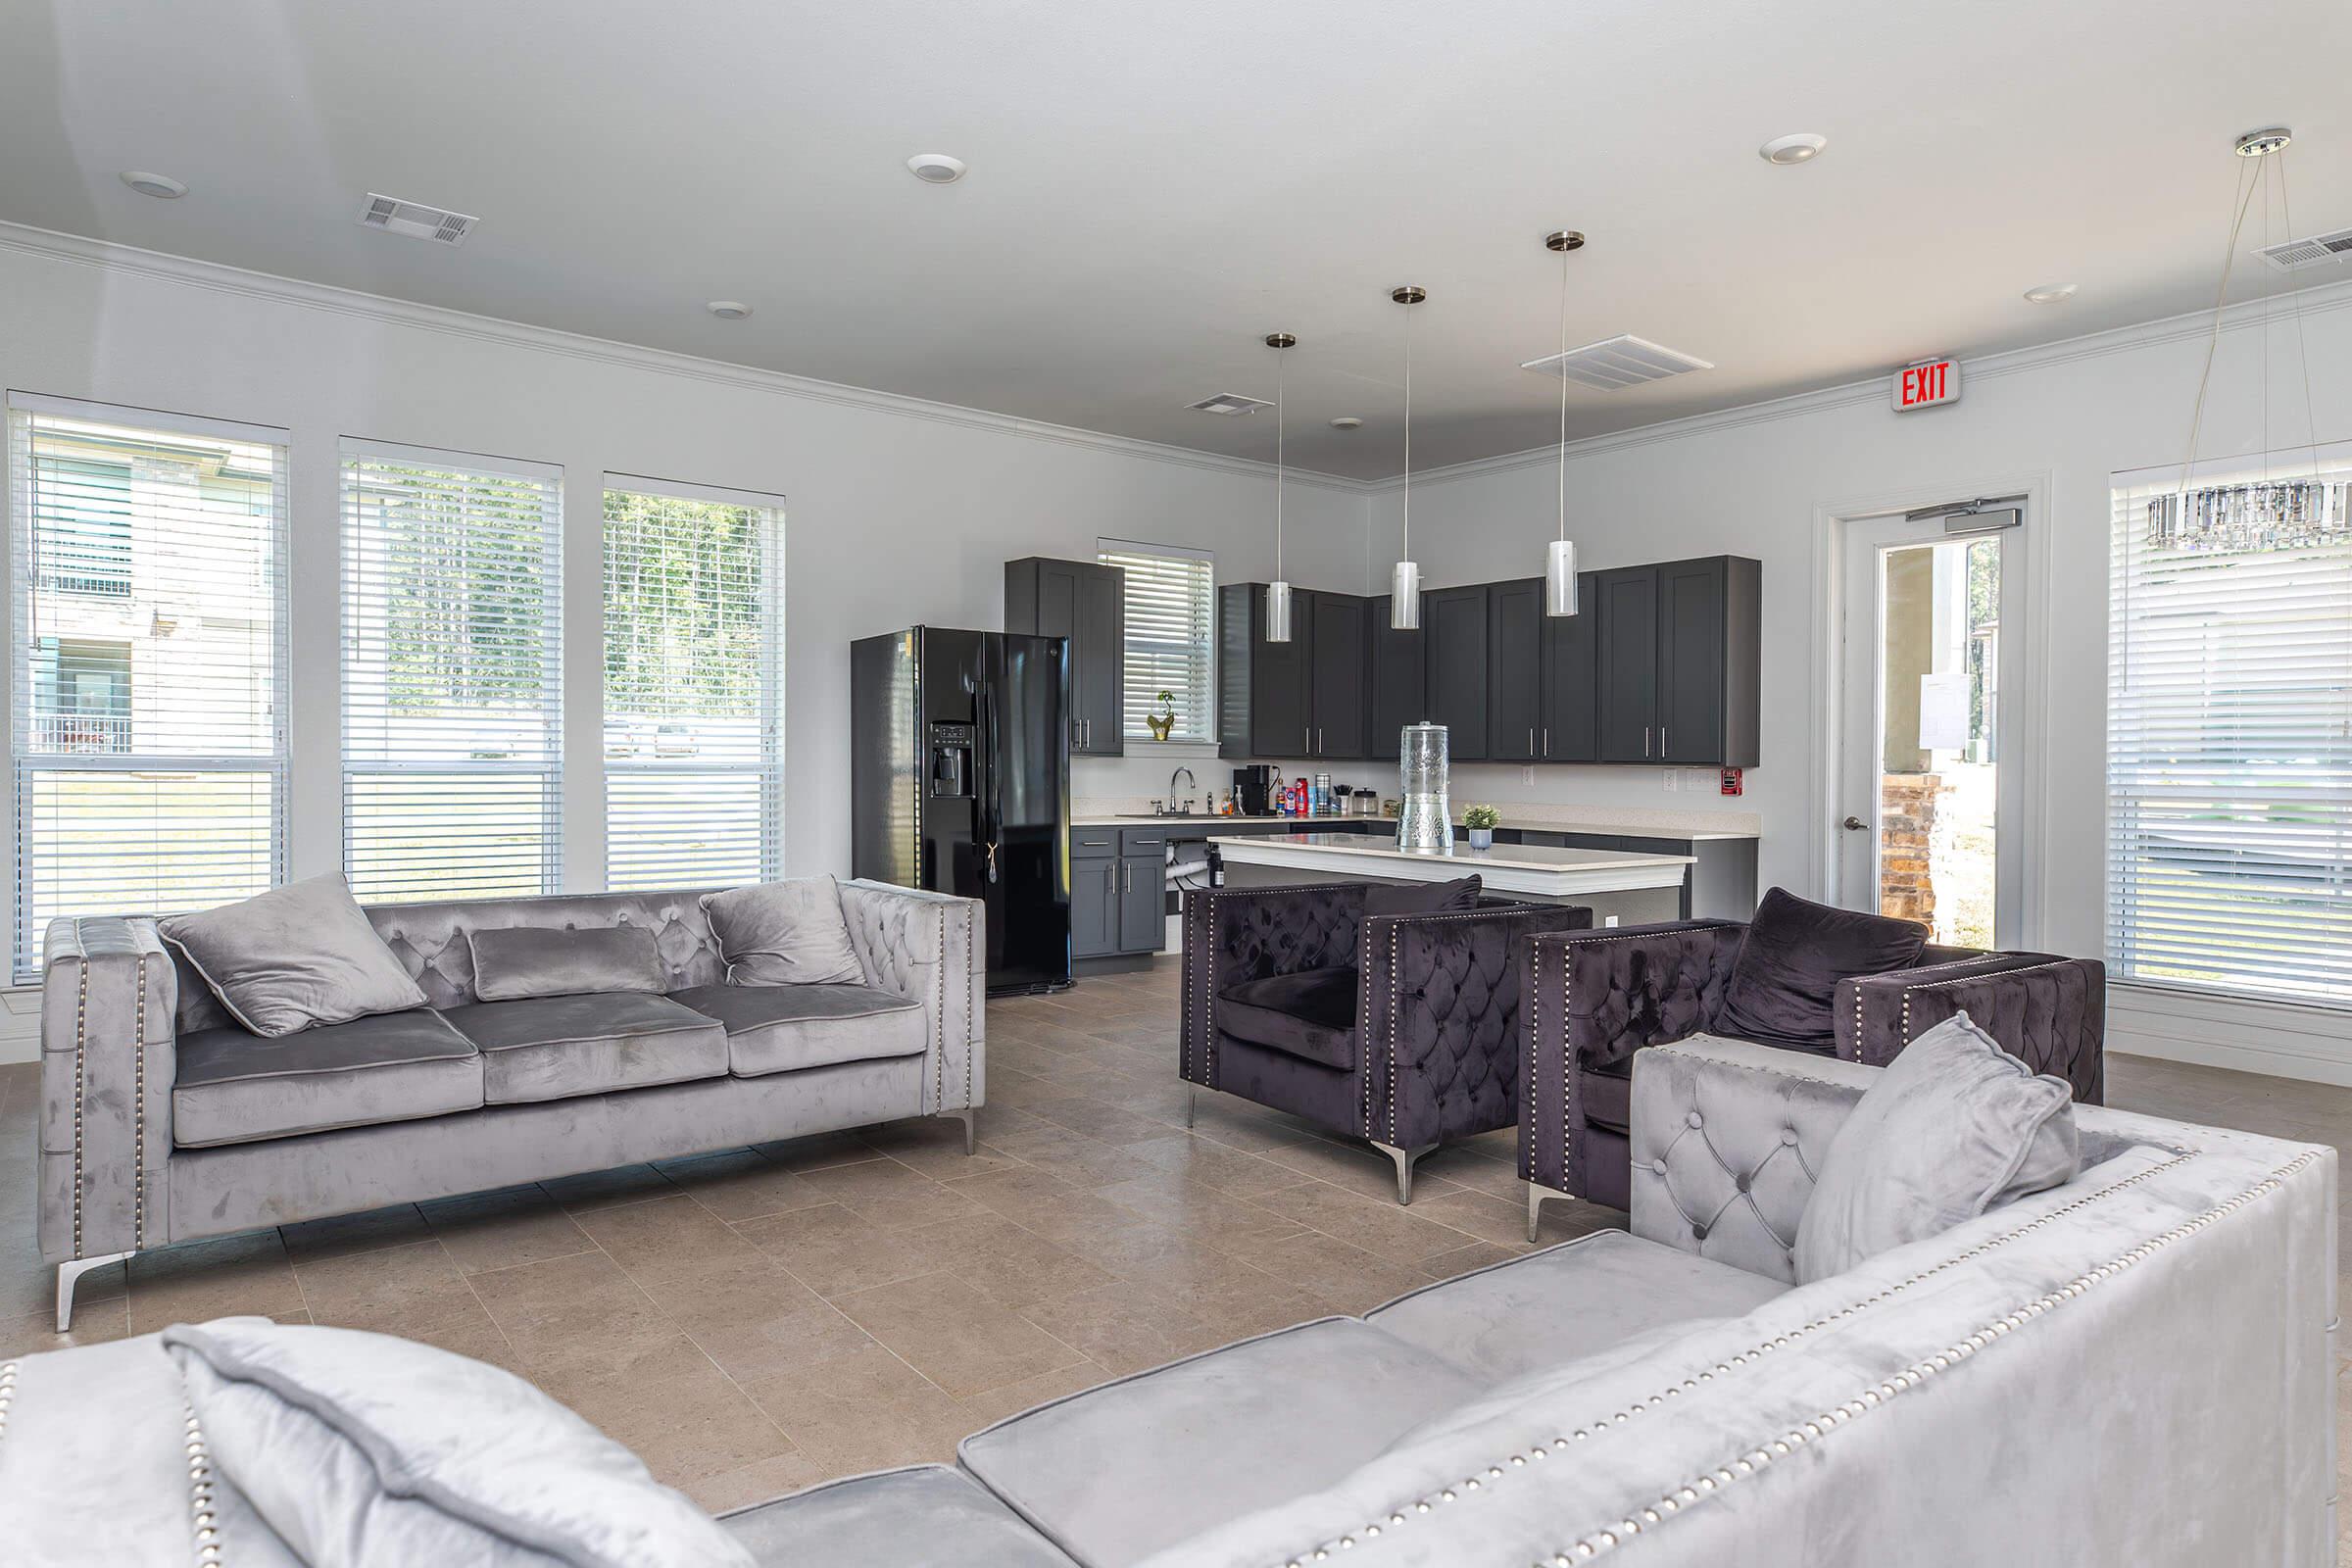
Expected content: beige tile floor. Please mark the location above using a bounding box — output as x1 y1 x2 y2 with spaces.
0 956 2345 1541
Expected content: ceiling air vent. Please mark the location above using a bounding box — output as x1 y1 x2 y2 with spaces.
358 192 477 246
1522 334 1714 392
2257 225 2352 271
1186 393 1273 416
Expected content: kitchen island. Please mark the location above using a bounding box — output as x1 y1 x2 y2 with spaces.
1210 832 1693 925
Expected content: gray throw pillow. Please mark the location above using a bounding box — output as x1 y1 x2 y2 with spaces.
1792 1011 2080 1284
469 926 666 1002
702 875 865 986
159 873 427 1039
162 1319 755 1568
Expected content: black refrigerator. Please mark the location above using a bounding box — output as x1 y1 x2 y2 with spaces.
850 626 1072 995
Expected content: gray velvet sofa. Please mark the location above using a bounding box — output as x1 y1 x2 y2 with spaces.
12 1038 2329 1565
37 879 981 1329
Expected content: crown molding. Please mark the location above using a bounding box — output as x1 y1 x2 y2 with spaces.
0 220 1368 494
1362 273 2352 494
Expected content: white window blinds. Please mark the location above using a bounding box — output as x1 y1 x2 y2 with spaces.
341 440 563 904
1099 539 1214 742
7 396 288 980
2108 449 2352 1004
602 478 784 890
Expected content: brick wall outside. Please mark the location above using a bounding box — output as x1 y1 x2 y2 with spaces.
1879 772 1946 926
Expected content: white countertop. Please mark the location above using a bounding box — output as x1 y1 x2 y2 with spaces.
1070 809 1756 840
1210 832 1693 898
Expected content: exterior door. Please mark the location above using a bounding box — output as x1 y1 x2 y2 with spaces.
1837 513 2025 948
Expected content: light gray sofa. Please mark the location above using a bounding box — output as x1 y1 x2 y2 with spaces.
37 880 982 1329
11 1037 2331 1565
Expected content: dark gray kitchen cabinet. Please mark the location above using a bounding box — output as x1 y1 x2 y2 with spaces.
1488 577 1544 762
1218 583 1311 760
1540 570 1600 762
1367 596 1425 760
1005 557 1124 757
1070 857 1118 958
1422 584 1491 760
1595 557 1760 767
1304 590 1367 759
1117 854 1166 952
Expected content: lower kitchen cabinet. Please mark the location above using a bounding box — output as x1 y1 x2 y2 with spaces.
1070 829 1166 960
1070 857 1119 959
1118 855 1166 953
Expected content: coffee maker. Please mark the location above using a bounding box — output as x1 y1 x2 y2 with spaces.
1232 764 1276 815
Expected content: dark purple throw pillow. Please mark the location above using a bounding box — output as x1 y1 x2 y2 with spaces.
1713 887 1929 1052
1361 875 1483 918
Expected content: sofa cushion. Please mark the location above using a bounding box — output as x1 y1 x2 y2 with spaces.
159 872 429 1038
1366 1228 1787 1387
163 1318 751 1568
701 876 865 986
667 983 926 1077
438 995 727 1105
719 1465 1076 1567
1216 965 1358 1070
958 1317 1477 1567
1794 1011 2080 1283
173 1008 484 1149
468 925 667 1003
1360 873 1482 918
1714 886 1928 1051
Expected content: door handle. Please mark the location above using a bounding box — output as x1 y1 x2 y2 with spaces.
1528 727 1535 755
1643 726 1652 758
1542 728 1549 758
1841 815 1869 832
1661 726 1668 757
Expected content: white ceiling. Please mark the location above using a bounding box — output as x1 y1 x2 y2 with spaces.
3 0 2348 480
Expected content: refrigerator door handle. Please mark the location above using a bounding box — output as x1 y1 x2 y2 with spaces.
976 685 1002 884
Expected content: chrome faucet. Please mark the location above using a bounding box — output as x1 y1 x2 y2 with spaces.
1167 765 1197 815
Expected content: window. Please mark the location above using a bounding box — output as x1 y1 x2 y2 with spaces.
7 397 287 979
602 478 784 890
2107 449 2352 1004
1099 539 1214 742
341 440 563 904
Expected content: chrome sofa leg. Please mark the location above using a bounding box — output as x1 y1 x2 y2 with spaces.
57 1251 132 1334
1185 1088 1197 1129
943 1108 976 1155
1526 1181 1570 1244
1373 1141 1438 1205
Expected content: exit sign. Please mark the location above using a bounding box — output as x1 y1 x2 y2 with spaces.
1893 358 1960 411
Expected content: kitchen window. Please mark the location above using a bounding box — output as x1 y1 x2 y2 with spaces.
2107 446 2352 1004
6 395 288 979
341 439 564 903
603 477 785 890
1099 539 1214 743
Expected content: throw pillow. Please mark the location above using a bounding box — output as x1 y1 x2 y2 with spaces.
1713 886 1928 1051
163 1319 755 1568
1361 874 1483 918
158 874 427 1039
1792 1011 2080 1284
702 875 865 986
468 926 666 1003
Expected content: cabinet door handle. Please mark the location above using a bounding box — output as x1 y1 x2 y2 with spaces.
1121 862 1130 894
1661 726 1668 757
1528 727 1535 755
1643 726 1652 758
1543 728 1549 758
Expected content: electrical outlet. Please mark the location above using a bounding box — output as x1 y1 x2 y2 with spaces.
1603 913 1620 927
1523 766 1536 786
1661 768 1680 793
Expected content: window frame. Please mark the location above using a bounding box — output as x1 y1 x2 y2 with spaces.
600 472 787 891
1097 537 1216 746
6 392 291 980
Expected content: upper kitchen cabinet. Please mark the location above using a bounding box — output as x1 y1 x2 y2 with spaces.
1594 556 1760 767
1421 583 1491 760
1490 574 1599 763
1367 594 1426 760
1541 571 1600 762
1217 584 1366 760
1005 557 1124 757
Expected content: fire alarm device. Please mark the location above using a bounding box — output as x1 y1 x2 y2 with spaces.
1719 767 1744 797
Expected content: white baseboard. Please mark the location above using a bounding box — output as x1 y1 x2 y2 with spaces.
2107 981 2352 1088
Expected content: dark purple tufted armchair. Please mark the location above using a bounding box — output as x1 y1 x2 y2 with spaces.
1517 917 2105 1235
1178 883 1592 1202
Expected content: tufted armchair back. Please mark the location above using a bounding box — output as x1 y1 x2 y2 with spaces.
168 887 732 1030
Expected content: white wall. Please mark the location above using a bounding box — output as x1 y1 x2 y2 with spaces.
1363 278 2352 1080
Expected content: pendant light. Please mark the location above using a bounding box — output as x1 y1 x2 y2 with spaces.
1390 285 1426 629
1263 332 1298 643
1543 230 1586 616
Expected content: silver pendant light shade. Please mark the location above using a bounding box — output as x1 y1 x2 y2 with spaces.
1543 230 1585 616
1390 286 1425 631
1264 332 1297 642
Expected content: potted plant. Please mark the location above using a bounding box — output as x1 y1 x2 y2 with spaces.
1146 691 1177 741
1463 804 1500 851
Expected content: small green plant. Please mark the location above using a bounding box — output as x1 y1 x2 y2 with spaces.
1145 690 1177 741
1462 804 1500 830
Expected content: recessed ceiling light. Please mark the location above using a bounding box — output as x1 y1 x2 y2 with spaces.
1330 416 1364 430
707 300 753 319
2023 282 2078 305
120 171 186 199
906 154 967 185
1758 133 1827 167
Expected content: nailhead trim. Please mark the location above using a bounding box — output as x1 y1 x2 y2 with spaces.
133 951 150 1250
0 1359 19 1445
184 1396 224 1566
1259 1143 2242 1567
71 926 88 1255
